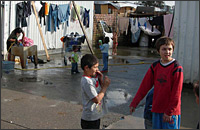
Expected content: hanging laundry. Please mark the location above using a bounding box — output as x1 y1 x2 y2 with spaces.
58 4 70 26
38 2 46 25
71 5 81 21
70 7 75 21
16 1 32 27
138 17 147 28
149 16 164 32
34 1 42 12
131 28 141 44
130 18 141 44
24 1 32 17
69 1 73 10
45 2 50 15
139 20 161 36
118 17 129 35
130 18 139 34
48 4 59 32
83 8 90 27
164 14 174 38
80 6 85 22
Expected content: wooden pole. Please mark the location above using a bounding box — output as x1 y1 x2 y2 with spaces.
31 1 50 61
72 1 94 55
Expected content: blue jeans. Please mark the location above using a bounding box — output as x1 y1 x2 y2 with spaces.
152 113 181 129
102 53 108 71
71 63 79 73
48 4 59 32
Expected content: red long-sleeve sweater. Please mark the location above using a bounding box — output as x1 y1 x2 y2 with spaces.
130 60 183 116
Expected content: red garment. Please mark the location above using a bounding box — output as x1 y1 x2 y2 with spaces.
19 37 34 47
130 60 183 116
113 42 118 45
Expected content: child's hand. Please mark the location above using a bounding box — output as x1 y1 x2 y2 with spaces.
103 76 110 88
96 71 103 83
163 113 172 123
96 70 103 77
129 107 135 115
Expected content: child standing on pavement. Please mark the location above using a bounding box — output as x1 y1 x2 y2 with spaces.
99 37 109 73
112 31 118 55
71 45 80 74
80 54 111 129
129 36 184 129
193 81 199 129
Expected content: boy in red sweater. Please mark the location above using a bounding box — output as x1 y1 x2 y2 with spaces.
129 36 183 129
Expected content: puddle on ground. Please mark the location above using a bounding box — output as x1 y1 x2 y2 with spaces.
106 89 131 108
19 77 43 82
112 56 130 64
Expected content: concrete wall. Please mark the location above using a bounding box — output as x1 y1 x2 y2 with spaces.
173 1 199 83
2 1 94 56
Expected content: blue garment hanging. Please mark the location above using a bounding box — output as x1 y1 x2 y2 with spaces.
58 4 70 26
83 8 90 27
48 4 59 32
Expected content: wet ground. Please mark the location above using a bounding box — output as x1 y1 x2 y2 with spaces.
1 46 199 128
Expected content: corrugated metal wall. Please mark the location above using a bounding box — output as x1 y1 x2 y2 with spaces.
2 1 94 54
173 1 199 83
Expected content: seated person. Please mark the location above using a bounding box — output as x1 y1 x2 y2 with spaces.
7 27 25 61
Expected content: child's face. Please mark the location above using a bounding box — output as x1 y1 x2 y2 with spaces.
74 48 78 52
16 33 20 38
87 63 99 77
158 44 173 63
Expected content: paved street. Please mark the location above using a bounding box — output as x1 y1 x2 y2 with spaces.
1 47 199 129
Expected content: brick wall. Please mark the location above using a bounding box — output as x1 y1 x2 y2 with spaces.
92 10 135 47
93 10 118 46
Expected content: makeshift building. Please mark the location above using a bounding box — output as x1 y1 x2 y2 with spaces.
173 1 199 83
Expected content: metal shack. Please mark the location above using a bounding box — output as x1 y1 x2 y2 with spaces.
173 1 199 83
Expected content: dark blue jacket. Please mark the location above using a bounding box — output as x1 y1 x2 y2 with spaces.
144 88 154 120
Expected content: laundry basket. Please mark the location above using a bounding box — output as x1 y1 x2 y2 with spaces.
2 61 15 71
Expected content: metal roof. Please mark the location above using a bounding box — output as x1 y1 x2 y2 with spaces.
94 1 139 10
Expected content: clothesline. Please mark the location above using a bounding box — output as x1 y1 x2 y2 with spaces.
118 13 174 41
15 1 90 32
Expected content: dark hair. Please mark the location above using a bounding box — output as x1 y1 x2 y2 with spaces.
14 27 23 34
193 81 199 97
155 36 175 52
81 54 99 70
104 37 110 43
73 45 78 51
